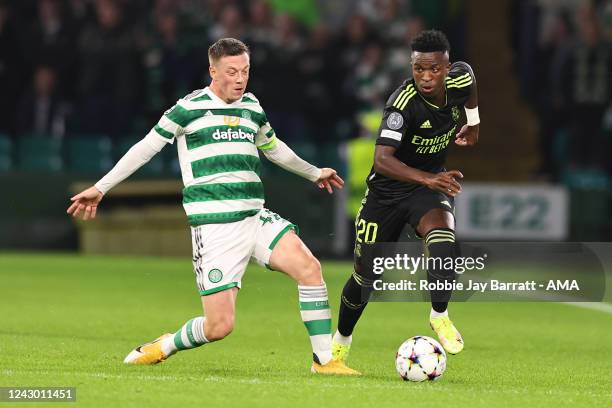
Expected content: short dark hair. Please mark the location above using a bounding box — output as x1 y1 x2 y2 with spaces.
208 38 250 62
411 30 450 53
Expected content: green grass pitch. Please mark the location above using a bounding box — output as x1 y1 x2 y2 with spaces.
1 253 610 407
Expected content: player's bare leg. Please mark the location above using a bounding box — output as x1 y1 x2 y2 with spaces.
269 231 360 375
200 288 238 341
124 288 237 365
417 209 464 354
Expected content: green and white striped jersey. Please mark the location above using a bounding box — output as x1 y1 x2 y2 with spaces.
148 87 278 226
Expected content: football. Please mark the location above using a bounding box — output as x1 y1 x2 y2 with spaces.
395 336 446 381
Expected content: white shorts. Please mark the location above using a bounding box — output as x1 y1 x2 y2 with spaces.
191 208 298 296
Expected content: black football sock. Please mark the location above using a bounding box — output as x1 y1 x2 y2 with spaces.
337 268 373 336
424 228 456 314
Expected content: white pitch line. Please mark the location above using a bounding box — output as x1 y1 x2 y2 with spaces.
561 302 612 314
2 370 610 397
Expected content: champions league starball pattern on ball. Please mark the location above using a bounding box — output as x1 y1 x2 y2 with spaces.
395 336 447 381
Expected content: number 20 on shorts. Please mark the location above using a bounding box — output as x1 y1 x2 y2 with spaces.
356 219 378 244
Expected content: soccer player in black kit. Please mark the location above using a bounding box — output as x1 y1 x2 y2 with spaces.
331 30 480 370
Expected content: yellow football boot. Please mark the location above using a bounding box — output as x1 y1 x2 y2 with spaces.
123 333 174 365
311 359 361 375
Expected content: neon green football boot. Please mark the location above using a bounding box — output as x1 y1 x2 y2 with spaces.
332 340 352 364
430 316 464 354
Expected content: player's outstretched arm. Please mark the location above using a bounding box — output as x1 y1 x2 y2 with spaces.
374 145 463 197
66 134 167 221
261 139 344 194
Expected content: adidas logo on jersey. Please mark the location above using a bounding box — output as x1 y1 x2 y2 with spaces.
420 120 432 129
212 128 255 143
205 111 213 116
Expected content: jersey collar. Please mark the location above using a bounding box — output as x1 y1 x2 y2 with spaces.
204 86 243 106
412 80 448 110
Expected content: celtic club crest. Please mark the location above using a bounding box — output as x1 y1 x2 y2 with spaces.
208 269 223 283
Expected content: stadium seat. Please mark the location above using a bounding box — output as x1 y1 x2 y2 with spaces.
290 142 317 165
260 142 321 178
0 133 13 172
66 135 113 175
552 130 569 173
115 137 165 177
569 187 610 239
320 143 343 173
17 135 63 172
162 143 181 176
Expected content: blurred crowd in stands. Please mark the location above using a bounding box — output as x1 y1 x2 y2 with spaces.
512 0 612 185
0 0 466 147
2 0 611 187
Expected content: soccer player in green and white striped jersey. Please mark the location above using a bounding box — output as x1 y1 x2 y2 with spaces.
67 38 359 375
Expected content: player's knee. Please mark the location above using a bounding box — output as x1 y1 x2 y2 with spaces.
298 255 323 285
205 315 235 341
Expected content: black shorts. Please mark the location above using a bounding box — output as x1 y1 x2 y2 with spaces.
354 186 455 265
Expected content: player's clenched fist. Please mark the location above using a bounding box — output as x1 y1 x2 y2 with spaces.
455 124 479 146
424 170 463 197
